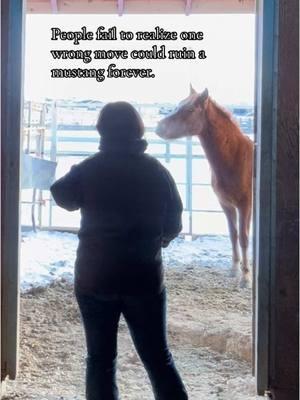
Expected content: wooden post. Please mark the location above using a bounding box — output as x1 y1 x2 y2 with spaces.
268 1 299 398
254 0 278 392
26 0 255 14
1 0 25 383
255 0 299 397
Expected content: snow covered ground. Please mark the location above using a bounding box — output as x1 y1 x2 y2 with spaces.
21 230 77 291
20 230 250 292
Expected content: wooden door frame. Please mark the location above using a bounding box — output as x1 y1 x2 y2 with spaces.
1 0 25 385
1 1 298 398
254 0 279 394
255 0 299 397
0 0 271 393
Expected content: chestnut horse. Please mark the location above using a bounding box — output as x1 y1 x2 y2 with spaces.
156 86 253 288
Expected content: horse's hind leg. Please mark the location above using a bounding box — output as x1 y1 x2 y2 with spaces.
238 202 252 288
221 203 240 277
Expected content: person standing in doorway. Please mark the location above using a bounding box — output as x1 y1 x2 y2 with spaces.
50 101 188 400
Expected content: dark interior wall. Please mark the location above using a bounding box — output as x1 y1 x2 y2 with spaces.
269 0 299 398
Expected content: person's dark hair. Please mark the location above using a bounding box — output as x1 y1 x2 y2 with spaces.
96 101 144 141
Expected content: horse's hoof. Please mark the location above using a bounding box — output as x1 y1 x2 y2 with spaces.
239 277 252 289
229 269 239 278
229 261 241 278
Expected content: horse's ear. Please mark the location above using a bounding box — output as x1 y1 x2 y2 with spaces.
200 88 209 101
189 83 197 96
194 88 209 107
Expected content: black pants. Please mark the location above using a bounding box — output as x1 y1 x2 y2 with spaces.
75 287 188 400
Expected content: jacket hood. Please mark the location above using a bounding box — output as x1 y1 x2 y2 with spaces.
99 136 148 155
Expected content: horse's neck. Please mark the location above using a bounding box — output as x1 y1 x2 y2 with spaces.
198 102 240 173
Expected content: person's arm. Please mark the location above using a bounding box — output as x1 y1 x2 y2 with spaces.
50 165 82 211
162 168 183 247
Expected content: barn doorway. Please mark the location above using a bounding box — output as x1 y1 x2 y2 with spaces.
1 0 284 398
6 12 257 399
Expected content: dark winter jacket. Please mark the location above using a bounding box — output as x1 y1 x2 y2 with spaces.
50 138 183 295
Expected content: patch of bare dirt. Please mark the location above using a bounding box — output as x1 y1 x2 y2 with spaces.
4 266 258 400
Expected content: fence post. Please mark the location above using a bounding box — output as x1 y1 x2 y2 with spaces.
165 141 170 163
37 104 46 229
26 101 31 153
50 101 57 162
186 137 193 236
49 101 57 228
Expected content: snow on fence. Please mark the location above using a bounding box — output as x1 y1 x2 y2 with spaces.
21 101 254 235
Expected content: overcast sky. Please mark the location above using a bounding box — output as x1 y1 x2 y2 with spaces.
24 14 255 105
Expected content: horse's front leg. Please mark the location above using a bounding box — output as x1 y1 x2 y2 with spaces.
238 202 252 288
220 202 240 277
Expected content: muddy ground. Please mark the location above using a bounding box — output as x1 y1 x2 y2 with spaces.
4 264 259 400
